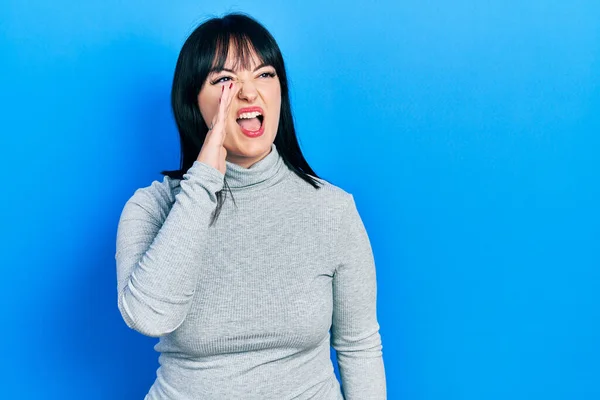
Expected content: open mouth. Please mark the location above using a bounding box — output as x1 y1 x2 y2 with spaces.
236 114 264 132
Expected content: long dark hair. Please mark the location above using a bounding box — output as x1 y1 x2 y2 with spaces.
161 12 323 226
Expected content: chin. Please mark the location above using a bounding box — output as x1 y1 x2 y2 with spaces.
226 132 274 158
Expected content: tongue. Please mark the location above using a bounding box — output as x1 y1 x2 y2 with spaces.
237 117 261 131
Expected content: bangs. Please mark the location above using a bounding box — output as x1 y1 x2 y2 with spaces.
210 31 276 72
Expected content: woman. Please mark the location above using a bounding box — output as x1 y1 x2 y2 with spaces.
115 12 386 400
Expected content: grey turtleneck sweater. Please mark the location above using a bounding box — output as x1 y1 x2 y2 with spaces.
115 143 386 399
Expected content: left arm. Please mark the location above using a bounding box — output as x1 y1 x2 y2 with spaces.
331 194 387 399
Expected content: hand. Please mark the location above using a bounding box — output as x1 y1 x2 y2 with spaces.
196 82 237 175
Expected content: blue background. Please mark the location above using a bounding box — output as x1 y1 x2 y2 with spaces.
1 1 599 399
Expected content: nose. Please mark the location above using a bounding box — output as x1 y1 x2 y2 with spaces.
237 80 258 102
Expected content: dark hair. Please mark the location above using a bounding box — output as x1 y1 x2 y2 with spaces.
161 12 323 226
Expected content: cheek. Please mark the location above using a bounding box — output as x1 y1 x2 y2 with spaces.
266 85 281 113
197 92 218 119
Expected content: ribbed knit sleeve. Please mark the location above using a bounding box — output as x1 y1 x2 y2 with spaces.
115 161 224 337
332 194 387 399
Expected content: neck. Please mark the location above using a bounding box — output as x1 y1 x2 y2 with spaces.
223 143 289 192
226 148 271 169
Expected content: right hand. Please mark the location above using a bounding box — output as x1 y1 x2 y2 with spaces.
197 81 238 175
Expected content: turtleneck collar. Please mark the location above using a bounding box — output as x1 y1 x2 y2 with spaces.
224 143 289 192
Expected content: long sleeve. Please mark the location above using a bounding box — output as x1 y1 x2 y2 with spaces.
331 194 387 399
115 161 224 337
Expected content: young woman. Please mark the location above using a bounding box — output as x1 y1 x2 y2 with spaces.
115 12 386 400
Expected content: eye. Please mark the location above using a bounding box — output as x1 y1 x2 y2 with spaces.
259 71 276 78
210 71 276 85
211 76 232 85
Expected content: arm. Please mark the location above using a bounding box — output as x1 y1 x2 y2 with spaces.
115 161 224 337
331 194 387 399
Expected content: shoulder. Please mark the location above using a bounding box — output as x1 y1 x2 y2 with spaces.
121 174 181 223
285 170 355 214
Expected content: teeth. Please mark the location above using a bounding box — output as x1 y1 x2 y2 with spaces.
237 111 262 119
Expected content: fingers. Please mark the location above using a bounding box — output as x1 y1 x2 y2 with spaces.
207 82 237 147
220 81 237 125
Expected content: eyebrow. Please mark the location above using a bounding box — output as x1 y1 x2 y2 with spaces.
208 62 272 75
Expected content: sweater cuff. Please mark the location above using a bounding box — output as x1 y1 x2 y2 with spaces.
183 160 225 194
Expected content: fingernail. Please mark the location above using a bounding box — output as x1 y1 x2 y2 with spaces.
229 82 233 89
222 86 224 92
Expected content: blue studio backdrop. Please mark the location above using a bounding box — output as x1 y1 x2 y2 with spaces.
1 1 599 399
